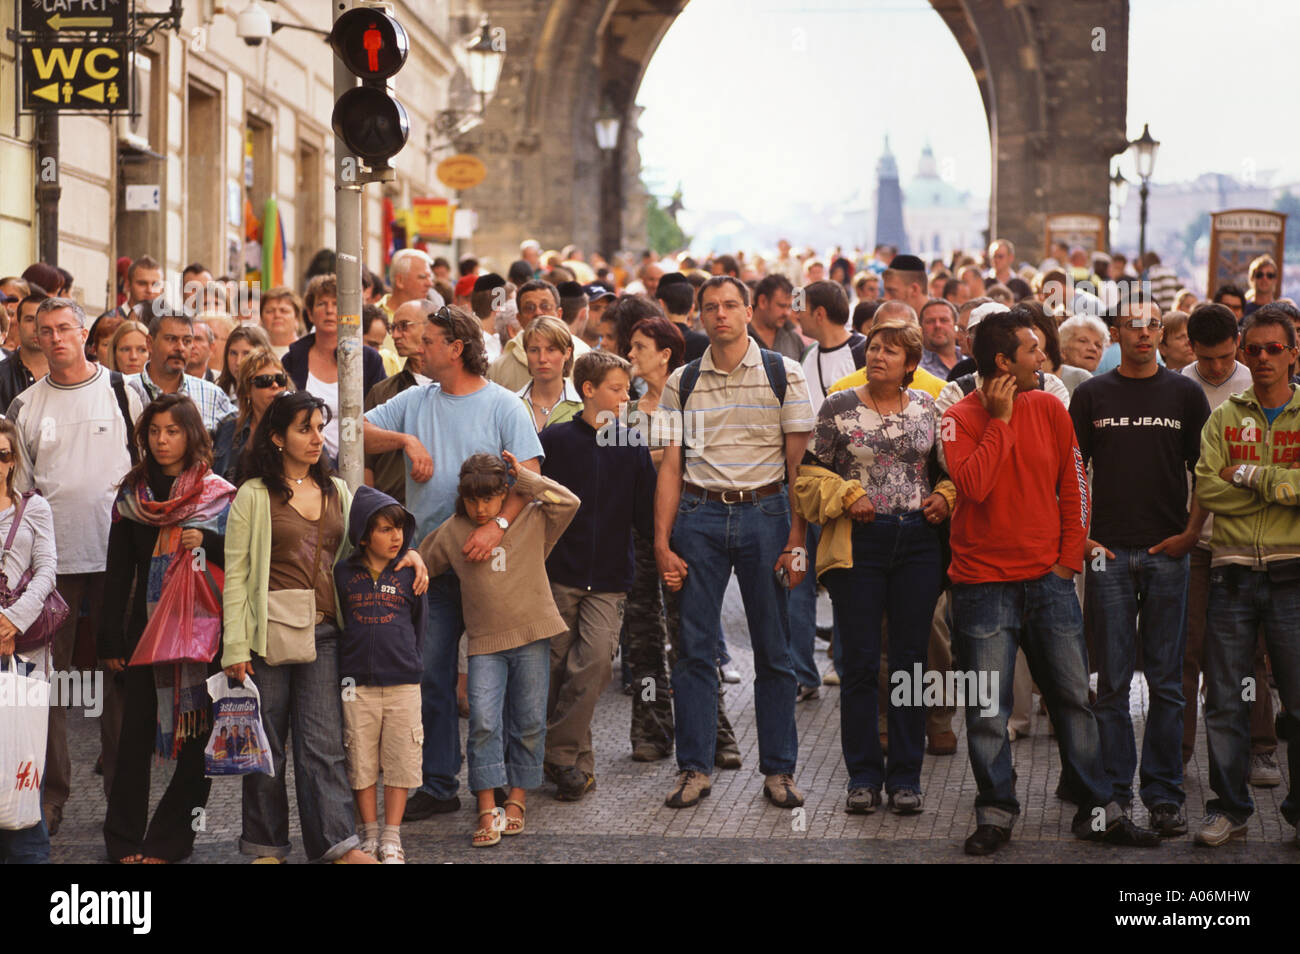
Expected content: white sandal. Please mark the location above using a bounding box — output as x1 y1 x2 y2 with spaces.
378 842 405 864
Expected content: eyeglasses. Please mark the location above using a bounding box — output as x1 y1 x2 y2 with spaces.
252 372 288 389
0 449 14 463
1243 342 1291 357
1122 318 1162 331
1256 271 1277 280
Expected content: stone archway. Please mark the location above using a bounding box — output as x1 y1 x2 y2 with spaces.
464 0 1129 267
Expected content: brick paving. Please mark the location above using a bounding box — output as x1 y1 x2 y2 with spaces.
51 580 1295 863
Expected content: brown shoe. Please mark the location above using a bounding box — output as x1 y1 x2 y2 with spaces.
763 773 805 808
631 743 670 762
927 729 958 756
665 770 711 808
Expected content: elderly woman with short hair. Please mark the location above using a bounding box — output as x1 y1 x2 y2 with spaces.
1058 314 1109 374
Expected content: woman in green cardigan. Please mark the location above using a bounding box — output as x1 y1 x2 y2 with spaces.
221 391 426 863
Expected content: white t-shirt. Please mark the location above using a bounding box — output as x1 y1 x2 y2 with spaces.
1182 360 1252 410
483 330 502 364
8 366 144 574
802 336 859 414
306 370 340 459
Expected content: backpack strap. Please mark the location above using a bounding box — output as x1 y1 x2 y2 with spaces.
848 333 868 370
677 358 703 468
109 371 139 466
759 349 787 405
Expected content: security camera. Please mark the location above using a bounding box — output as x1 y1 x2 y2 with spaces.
236 1 272 46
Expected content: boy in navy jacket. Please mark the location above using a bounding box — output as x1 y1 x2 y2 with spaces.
334 484 426 863
540 351 656 800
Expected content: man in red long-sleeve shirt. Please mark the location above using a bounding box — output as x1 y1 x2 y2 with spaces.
942 306 1159 856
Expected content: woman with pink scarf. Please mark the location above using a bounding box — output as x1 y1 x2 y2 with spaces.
98 393 236 863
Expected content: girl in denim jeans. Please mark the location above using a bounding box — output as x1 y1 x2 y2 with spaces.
419 451 579 847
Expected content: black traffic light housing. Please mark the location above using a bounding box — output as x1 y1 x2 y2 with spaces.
330 8 410 171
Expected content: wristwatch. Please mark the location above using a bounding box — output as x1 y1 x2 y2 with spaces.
494 515 509 531
1231 464 1249 488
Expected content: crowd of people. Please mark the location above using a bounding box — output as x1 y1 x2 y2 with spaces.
0 235 1295 863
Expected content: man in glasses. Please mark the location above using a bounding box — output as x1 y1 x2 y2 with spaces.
1243 255 1279 319
1194 303 1300 847
363 300 432 504
1069 293 1211 837
6 297 145 836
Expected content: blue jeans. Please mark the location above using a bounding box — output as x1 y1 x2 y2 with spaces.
670 490 798 775
419 571 465 800
788 523 828 688
1086 547 1189 809
952 572 1118 830
466 639 551 792
240 623 361 862
1204 565 1300 825
0 819 49 863
823 513 940 793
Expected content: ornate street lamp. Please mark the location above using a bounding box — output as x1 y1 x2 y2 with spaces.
465 16 505 113
1128 123 1159 263
1108 164 1129 251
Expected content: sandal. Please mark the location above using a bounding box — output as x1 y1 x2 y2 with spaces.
502 799 526 836
472 810 501 847
116 854 144 864
378 842 405 864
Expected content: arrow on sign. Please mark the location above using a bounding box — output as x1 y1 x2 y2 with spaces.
31 82 60 104
47 15 115 29
80 83 104 103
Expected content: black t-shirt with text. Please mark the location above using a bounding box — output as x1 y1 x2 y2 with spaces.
1069 367 1210 548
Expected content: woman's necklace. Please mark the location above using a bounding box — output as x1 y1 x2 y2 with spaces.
864 385 907 459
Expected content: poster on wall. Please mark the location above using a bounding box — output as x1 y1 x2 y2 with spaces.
1207 209 1286 298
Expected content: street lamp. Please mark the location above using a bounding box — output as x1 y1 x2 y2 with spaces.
596 101 622 256
1108 165 1129 251
465 16 505 113
1128 123 1159 264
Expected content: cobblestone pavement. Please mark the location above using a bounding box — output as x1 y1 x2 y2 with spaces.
52 581 1295 863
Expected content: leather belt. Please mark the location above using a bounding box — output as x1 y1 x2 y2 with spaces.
682 481 784 504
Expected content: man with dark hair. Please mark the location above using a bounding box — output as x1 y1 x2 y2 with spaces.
656 273 708 362
469 272 507 364
943 306 1160 855
1212 283 1246 325
1070 296 1210 836
655 275 814 810
507 260 534 287
124 309 233 436
0 291 49 410
1193 304 1300 846
457 256 479 279
710 254 740 278
749 274 802 360
431 256 452 282
1178 302 1276 781
364 303 544 819
882 254 929 316
556 280 592 359
97 254 164 325
918 297 963 378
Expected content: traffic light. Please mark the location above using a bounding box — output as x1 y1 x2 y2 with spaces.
329 8 410 170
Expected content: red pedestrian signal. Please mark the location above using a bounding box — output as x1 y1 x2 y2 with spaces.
329 7 410 170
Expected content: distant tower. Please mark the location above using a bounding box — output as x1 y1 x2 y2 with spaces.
874 135 908 251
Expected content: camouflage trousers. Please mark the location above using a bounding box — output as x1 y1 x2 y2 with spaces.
625 530 737 757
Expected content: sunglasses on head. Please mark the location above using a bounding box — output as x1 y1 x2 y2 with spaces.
1243 342 1290 357
429 304 453 326
253 372 288 389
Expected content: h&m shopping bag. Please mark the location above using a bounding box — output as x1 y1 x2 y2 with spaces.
0 655 50 830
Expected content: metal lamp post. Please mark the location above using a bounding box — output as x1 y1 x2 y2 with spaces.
1108 165 1129 252
1129 123 1159 264
595 103 621 258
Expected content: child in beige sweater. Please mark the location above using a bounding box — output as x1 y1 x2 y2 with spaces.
418 450 579 847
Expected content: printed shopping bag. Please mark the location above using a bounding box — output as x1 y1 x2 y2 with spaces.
204 671 275 778
0 655 50 830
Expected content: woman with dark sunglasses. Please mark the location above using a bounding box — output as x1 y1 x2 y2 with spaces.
223 347 291 484
1244 254 1279 318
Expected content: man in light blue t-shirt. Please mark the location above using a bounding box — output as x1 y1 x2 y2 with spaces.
365 304 543 818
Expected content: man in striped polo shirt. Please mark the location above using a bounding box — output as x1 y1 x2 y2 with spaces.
655 275 815 809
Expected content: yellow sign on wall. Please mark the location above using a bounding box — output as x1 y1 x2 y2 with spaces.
411 198 454 242
436 154 487 190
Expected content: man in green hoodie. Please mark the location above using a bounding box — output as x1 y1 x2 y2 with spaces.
1193 303 1300 847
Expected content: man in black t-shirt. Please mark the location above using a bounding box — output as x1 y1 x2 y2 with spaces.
656 273 709 363
1070 295 1211 837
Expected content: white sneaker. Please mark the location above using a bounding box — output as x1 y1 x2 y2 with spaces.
721 668 741 684
1249 752 1282 787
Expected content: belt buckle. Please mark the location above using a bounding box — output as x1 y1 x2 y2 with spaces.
720 489 745 505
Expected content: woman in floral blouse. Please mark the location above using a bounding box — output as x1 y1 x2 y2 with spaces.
801 318 952 817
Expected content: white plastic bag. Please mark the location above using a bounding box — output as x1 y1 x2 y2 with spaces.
0 654 50 830
204 672 275 778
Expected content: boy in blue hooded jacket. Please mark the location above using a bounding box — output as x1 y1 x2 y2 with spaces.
334 484 427 864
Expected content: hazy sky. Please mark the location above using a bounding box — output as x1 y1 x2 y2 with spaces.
637 0 1300 239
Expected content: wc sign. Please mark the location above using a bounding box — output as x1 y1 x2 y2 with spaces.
19 40 130 112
